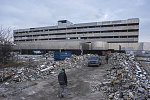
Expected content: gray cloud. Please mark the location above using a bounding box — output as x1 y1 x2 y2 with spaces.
0 0 149 42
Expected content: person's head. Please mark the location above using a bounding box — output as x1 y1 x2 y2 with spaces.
60 67 65 73
61 67 65 71
60 69 64 73
62 68 65 72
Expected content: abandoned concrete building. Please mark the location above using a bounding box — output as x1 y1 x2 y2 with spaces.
13 18 139 54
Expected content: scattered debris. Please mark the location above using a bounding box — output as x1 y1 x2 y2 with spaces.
92 53 150 100
1 53 150 99
0 54 93 83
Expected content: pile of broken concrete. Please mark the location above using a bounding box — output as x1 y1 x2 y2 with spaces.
0 54 92 83
92 53 150 100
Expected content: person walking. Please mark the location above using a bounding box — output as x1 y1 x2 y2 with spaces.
58 68 67 98
105 54 109 64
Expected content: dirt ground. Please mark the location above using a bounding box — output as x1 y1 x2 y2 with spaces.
0 57 109 100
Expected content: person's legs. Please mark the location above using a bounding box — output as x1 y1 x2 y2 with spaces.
59 85 64 97
60 85 67 97
62 85 67 96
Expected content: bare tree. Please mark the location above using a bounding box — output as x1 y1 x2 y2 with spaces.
0 25 13 64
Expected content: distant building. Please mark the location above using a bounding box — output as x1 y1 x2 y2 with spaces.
13 18 139 54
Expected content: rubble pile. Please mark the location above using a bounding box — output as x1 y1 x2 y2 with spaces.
0 54 93 83
59 54 91 69
0 54 95 98
93 53 150 100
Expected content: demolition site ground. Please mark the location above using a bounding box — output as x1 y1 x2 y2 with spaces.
10 63 108 100
0 55 108 100
0 53 150 100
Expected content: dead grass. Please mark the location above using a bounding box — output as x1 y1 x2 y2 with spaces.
0 61 25 69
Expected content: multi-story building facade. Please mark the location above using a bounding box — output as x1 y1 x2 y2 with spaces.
13 18 139 54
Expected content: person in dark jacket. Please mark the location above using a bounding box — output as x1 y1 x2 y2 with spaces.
105 54 109 64
58 68 67 98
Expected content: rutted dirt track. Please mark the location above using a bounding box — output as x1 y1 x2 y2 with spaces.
3 62 109 100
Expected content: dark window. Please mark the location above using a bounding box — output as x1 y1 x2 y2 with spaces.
114 30 127 32
94 31 100 33
81 37 87 39
77 32 84 34
128 29 139 32
128 23 139 26
88 26 95 28
77 27 83 29
55 33 65 35
102 30 113 33
57 28 66 30
87 36 99 39
82 27 88 28
101 25 113 27
67 32 76 35
59 20 67 23
114 36 119 38
128 35 138 38
30 28 35 30
120 36 127 38
19 31 28 33
40 34 49 36
70 37 77 39
26 39 33 41
39 38 49 40
101 36 113 38
50 29 58 31
19 40 26 41
114 24 127 26
33 30 39 32
26 35 32 37
32 35 40 37
51 38 66 40
95 26 101 28
67 27 76 29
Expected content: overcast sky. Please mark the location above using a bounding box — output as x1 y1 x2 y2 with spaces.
0 0 149 42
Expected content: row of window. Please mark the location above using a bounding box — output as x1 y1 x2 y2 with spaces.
14 29 139 38
14 35 138 42
15 23 139 34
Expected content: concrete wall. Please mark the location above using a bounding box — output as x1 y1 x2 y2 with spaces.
14 40 109 50
14 41 150 51
92 41 108 50
14 40 81 50
108 43 139 50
